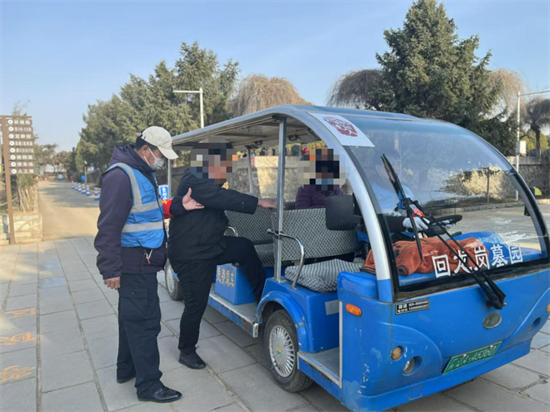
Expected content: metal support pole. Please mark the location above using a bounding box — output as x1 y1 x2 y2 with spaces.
274 118 287 283
515 92 521 201
246 147 254 195
1 116 16 244
487 168 491 203
167 159 172 198
199 87 204 129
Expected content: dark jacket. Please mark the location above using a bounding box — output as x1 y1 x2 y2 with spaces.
295 185 343 209
94 145 186 280
168 170 258 265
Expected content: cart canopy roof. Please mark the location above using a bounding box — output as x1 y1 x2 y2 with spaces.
171 105 418 149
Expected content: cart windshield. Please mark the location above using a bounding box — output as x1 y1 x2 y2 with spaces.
342 116 548 290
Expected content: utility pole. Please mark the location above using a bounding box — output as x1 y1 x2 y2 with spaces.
173 87 204 129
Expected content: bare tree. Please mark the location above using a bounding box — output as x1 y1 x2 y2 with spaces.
328 69 384 110
12 100 30 116
522 97 550 156
489 69 526 116
231 74 310 117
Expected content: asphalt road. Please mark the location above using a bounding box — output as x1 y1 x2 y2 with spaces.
38 180 100 240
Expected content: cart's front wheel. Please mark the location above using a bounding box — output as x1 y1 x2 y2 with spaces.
165 261 184 301
263 310 313 392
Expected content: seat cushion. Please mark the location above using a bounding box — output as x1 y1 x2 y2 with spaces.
284 259 362 293
255 243 274 268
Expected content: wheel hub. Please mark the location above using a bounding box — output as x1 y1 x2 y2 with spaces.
269 325 295 378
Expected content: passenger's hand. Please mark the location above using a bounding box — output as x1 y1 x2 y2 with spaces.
258 199 277 209
182 188 204 211
104 277 120 290
403 216 430 231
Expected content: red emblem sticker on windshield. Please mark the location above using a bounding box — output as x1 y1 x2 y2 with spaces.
322 116 358 137
308 112 374 147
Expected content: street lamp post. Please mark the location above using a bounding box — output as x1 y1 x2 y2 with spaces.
171 87 205 197
173 87 204 129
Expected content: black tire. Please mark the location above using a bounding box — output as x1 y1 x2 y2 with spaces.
165 261 184 301
263 310 313 392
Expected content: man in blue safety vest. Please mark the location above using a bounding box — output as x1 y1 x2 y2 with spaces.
94 127 203 403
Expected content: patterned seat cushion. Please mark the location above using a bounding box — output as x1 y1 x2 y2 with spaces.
255 243 275 268
284 259 362 293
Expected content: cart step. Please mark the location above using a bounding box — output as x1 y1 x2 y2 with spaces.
298 347 340 387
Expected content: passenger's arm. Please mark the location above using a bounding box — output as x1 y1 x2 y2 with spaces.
166 189 204 218
385 215 406 233
180 179 258 214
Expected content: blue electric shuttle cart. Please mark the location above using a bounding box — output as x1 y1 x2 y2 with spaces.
165 105 549 411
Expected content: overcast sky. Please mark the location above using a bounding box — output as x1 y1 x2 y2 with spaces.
1 0 549 151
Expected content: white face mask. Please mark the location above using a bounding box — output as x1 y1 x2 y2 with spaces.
143 147 166 171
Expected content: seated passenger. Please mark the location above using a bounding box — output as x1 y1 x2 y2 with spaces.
168 143 275 370
295 148 344 209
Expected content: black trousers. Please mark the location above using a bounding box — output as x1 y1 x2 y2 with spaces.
117 273 163 397
174 236 266 353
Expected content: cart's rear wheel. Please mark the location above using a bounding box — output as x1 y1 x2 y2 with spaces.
263 310 313 392
165 261 184 301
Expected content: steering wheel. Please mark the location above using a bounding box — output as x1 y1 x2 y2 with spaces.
423 214 462 237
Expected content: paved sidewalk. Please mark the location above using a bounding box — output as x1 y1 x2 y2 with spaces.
1 238 549 412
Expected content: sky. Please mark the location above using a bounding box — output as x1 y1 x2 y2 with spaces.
1 0 549 151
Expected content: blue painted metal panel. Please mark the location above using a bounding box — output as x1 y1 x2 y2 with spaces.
259 279 339 352
215 264 255 305
330 268 550 411
215 265 275 305
207 296 249 332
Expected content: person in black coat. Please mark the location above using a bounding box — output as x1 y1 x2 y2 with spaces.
168 143 275 370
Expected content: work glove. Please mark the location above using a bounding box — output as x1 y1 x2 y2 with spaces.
403 216 430 231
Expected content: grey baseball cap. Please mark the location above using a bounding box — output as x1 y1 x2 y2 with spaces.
141 126 178 160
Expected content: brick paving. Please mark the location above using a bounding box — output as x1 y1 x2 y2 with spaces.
1 233 549 411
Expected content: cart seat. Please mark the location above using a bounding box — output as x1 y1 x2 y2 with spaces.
274 208 360 293
285 259 362 292
255 243 275 268
226 207 273 245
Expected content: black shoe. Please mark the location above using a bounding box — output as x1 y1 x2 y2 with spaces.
138 386 182 403
178 350 206 369
116 374 135 384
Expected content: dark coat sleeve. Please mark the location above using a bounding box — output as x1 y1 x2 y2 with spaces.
177 178 258 214
385 215 406 233
295 186 311 210
169 196 187 216
94 169 133 280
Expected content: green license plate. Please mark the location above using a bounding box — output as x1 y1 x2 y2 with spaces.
443 341 502 374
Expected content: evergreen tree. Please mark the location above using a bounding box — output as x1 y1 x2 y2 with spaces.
77 42 239 170
330 0 516 154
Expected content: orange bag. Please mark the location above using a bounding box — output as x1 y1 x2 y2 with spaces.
362 237 483 276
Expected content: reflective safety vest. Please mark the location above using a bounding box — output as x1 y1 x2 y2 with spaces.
103 163 164 249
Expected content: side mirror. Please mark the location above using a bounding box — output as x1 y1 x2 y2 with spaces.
326 195 362 230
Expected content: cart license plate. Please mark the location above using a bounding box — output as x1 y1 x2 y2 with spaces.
443 341 502 374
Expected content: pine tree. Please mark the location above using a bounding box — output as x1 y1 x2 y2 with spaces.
330 0 516 154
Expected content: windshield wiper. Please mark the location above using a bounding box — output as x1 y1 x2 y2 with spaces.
381 155 506 310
